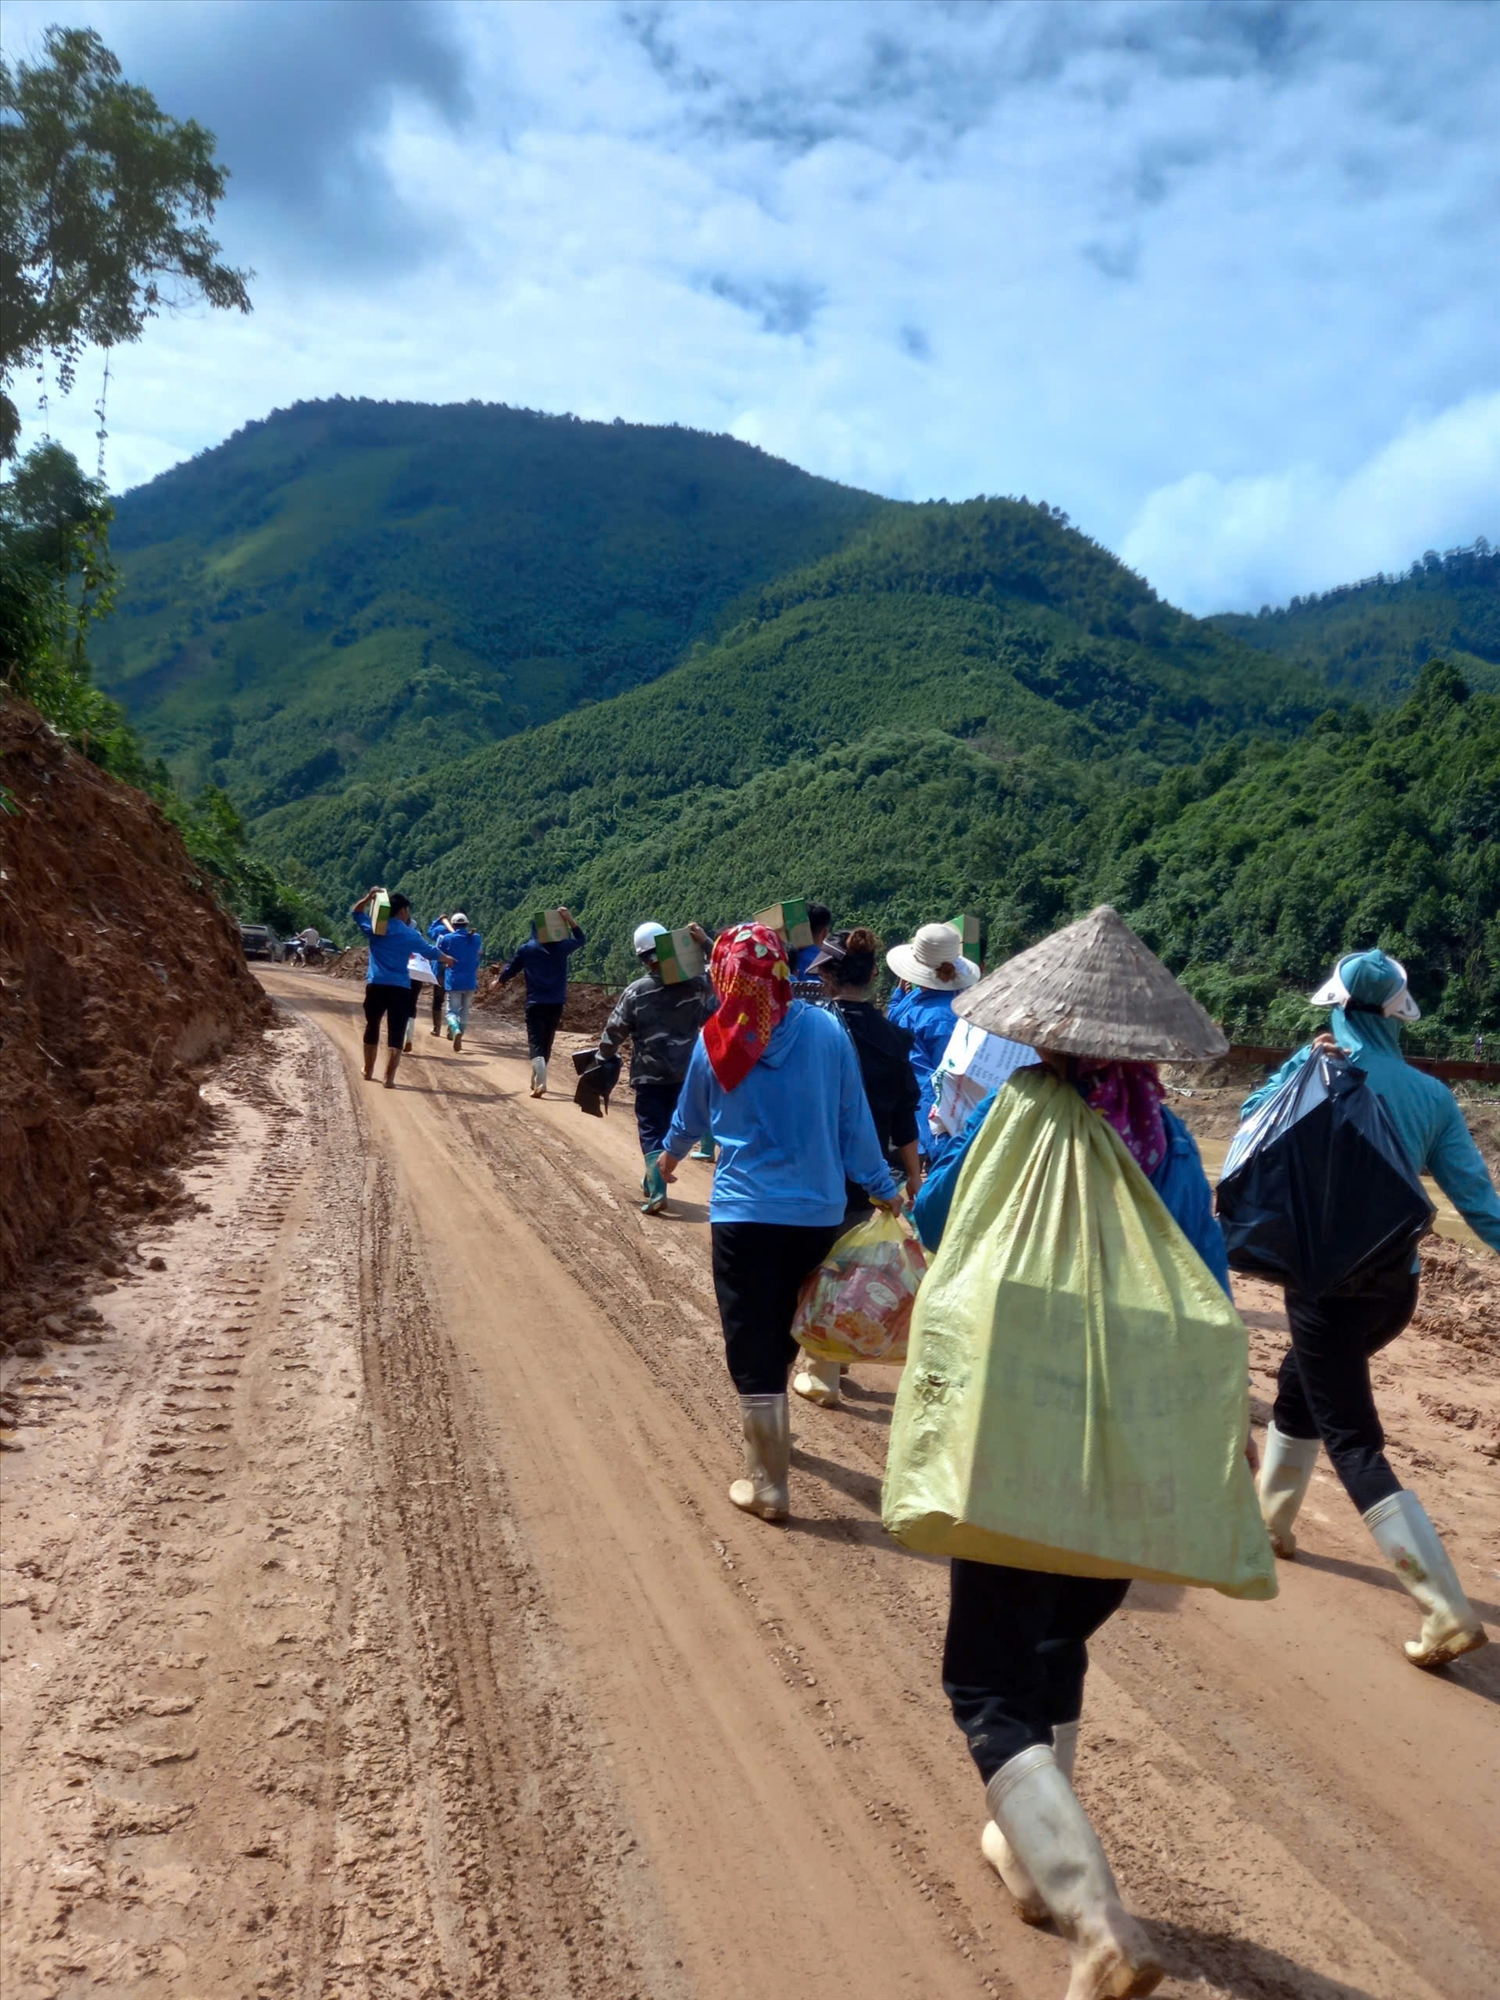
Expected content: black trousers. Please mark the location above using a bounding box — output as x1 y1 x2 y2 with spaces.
710 1221 843 1395
1273 1273 1419 1514
634 1079 683 1157
943 1559 1131 1783
430 982 445 1032
363 984 415 1050
526 1001 564 1062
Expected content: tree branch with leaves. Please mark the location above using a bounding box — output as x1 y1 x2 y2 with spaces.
0 24 252 458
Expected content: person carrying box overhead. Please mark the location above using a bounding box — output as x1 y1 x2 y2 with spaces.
497 907 586 1096
436 912 483 1053
350 888 451 1089
594 920 717 1214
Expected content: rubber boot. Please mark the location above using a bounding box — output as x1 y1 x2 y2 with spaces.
982 1720 1081 1924
452 1025 463 1053
689 1135 717 1162
1364 1490 1488 1669
1257 1422 1321 1558
641 1151 668 1215
792 1353 843 1408
986 1747 1163 1999
729 1394 790 1523
530 1055 547 1097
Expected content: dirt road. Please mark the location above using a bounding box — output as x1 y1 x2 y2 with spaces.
3 973 1496 2000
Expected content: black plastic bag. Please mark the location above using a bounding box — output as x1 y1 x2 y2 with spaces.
1216 1052 1433 1295
572 1048 620 1118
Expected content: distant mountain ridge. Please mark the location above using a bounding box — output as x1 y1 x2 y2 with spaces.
96 397 881 808
1211 540 1498 700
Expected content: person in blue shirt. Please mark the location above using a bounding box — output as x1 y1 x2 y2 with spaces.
1243 948 1495 1671
656 920 902 1524
423 916 453 1036
497 907 586 1096
789 900 833 995
886 921 981 1160
350 888 450 1088
433 912 483 1053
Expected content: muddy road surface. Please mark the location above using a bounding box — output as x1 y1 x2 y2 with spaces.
3 971 1496 2000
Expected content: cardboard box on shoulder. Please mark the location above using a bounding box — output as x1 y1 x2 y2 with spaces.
753 899 814 952
655 927 706 985
533 908 572 942
947 912 987 966
371 887 393 936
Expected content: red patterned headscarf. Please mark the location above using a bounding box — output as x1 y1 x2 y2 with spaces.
702 921 793 1091
1076 1059 1168 1177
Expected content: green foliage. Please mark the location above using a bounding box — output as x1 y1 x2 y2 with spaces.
1082 662 1500 1038
1212 541 1499 701
93 398 881 806
0 25 251 457
1 447 325 935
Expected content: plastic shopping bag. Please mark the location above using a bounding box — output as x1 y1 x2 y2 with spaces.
1216 1052 1432 1296
882 1068 1275 1599
792 1210 929 1366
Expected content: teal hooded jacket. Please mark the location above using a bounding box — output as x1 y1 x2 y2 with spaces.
1241 1009 1500 1259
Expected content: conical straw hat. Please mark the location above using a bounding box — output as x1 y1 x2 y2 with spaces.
954 905 1228 1062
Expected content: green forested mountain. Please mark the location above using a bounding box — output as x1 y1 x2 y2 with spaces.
252 495 1331 978
94 398 880 806
1211 540 1499 700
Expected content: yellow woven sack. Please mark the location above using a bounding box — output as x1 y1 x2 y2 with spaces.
882 1069 1276 1599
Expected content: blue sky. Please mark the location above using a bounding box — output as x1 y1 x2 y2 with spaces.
6 0 1497 612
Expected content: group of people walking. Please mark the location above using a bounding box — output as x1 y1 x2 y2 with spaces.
348 879 1496 2000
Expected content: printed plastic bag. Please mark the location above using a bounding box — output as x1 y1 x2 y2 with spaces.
792 1210 929 1366
882 1069 1275 1599
1216 1052 1433 1295
928 1017 1034 1143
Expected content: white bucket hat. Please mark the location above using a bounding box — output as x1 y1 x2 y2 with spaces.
633 920 669 956
1309 949 1420 1021
886 921 980 992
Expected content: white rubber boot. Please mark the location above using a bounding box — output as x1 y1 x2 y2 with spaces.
1257 1422 1321 1558
792 1353 843 1407
1364 1490 1488 1670
729 1394 790 1522
982 1720 1082 1925
986 1747 1162 1999
530 1055 547 1097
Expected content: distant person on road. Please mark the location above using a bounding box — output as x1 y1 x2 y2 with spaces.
887 922 981 1159
350 888 451 1089
790 927 922 1409
595 920 717 1214
656 921 902 1524
436 912 483 1053
426 916 453 1035
1245 948 1496 1669
497 906 586 1097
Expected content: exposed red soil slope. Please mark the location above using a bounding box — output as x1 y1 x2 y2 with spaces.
0 700 271 1293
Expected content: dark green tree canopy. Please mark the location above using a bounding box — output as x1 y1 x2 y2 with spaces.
0 25 251 456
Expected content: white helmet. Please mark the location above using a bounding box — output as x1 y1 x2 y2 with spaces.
633 920 669 957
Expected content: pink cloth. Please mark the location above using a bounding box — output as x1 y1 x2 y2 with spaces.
1076 1059 1167 1177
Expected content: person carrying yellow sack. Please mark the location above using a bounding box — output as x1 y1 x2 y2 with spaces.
883 907 1273 2000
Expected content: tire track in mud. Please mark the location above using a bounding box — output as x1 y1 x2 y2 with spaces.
1 1018 682 2000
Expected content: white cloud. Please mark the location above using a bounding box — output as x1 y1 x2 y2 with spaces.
1121 391 1500 611
5 0 1498 609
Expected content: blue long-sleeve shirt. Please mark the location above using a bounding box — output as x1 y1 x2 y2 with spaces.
354 910 443 988
1240 1010 1500 1258
434 927 482 992
498 925 585 1006
888 986 961 1152
913 1079 1232 1295
663 1001 901 1225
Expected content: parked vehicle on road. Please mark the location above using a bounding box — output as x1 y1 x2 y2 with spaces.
239 923 284 962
